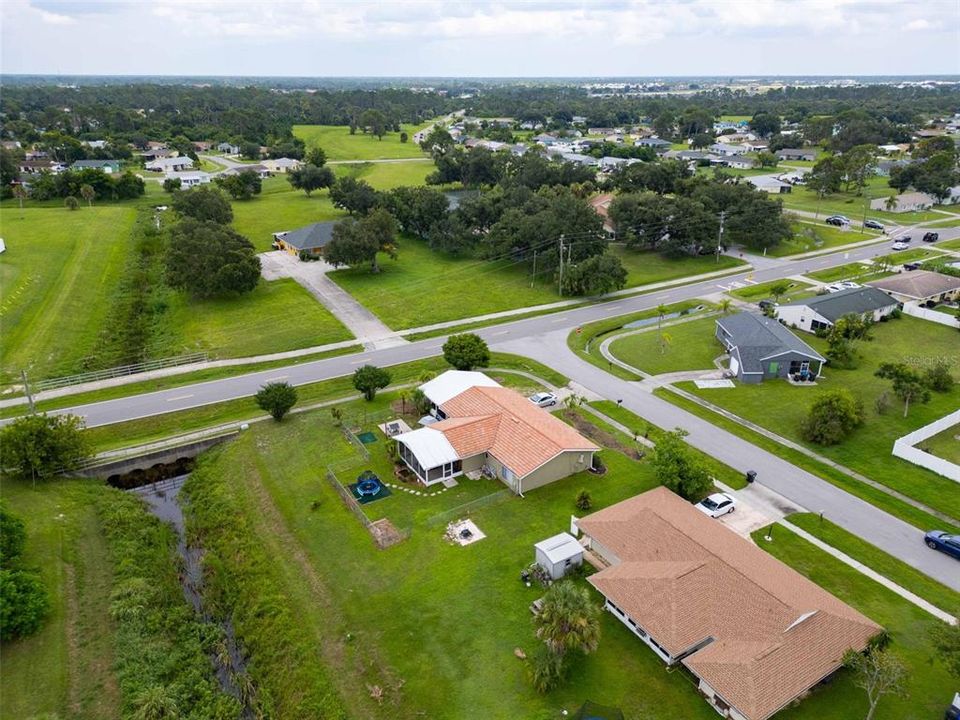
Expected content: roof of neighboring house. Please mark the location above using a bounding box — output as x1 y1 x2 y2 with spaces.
580 487 880 720
535 532 583 564
146 156 194 170
434 385 598 477
264 157 301 167
394 427 460 467
746 175 790 191
867 270 960 300
716 313 824 374
70 159 120 169
421 370 501 406
275 221 337 251
779 286 898 322
777 148 815 156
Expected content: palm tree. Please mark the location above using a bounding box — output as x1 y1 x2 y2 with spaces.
132 685 179 720
398 389 409 414
64 195 79 211
12 184 27 218
656 303 669 354
769 280 791 304
80 183 95 207
534 581 601 658
659 331 673 355
718 298 733 315
884 194 898 213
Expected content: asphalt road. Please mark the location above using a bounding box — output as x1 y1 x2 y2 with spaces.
39 228 960 590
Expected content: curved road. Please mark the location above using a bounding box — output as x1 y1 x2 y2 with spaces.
39 229 960 591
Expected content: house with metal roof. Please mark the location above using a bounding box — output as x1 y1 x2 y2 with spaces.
534 532 583 580
776 286 900 333
393 372 597 492
271 221 337 257
578 487 881 720
715 312 825 383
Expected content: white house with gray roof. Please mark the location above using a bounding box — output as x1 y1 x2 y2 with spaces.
776 287 900 334
715 313 825 383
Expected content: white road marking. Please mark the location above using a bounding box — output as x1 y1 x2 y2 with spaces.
491 330 510 336
266 375 288 382
166 394 194 402
550 317 568 323
350 359 370 365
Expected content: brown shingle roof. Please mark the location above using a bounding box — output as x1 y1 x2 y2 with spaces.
867 270 960 301
580 488 880 720
436 386 598 477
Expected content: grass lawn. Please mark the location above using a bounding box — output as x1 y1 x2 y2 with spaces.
182 400 722 720
231 179 345 252
753 524 956 720
293 122 434 161
567 301 713 381
805 262 891 284
1 480 121 720
781 176 948 225
197 157 225 173
610 244 745 287
683 316 960 523
164 278 353 358
889 247 947 265
919 423 960 465
786 513 960 613
728 278 815 302
332 159 434 189
607 316 722 375
768 221 880 257
935 237 960 251
0 206 137 384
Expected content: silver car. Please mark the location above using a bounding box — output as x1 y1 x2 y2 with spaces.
529 392 558 407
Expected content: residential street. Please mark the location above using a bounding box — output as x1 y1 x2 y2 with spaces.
20 229 960 590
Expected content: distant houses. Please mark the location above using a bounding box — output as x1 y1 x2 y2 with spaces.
70 159 122 173
146 156 194 173
216 142 240 155
869 191 935 213
776 287 900 334
776 148 816 162
261 157 303 174
746 175 792 194
166 170 212 188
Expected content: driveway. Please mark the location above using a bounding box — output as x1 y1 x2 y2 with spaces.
259 251 406 351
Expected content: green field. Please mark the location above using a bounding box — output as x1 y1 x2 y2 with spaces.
607 316 723 375
683 316 960 522
0 206 137 383
920 423 960 464
754 524 956 720
293 122 434 161
610 244 745 286
805 262 892 284
165 278 353 358
938 237 960 251
728 278 815 302
181 401 722 720
769 221 881 257
781 175 949 225
332 159 434 189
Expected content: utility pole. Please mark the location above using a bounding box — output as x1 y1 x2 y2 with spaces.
715 210 726 264
21 369 35 414
530 249 537 288
557 234 565 296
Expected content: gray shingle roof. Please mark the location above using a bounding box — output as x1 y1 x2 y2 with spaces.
780 287 898 322
277 222 336 251
716 313 824 374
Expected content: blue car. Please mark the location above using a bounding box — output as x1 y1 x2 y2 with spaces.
925 531 960 559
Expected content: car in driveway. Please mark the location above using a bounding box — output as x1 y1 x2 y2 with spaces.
923 232 940 243
925 530 960 559
891 241 909 250
864 219 885 231
529 392 558 408
837 281 861 289
695 492 737 518
825 215 851 227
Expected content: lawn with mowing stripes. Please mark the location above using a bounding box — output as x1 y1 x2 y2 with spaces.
0 205 137 384
607 316 722 375
293 123 434 161
768 221 881 257
753 524 956 720
332 159 435 189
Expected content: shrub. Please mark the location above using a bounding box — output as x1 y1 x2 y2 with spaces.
353 364 391 401
0 569 50 640
255 381 298 421
874 390 891 416
0 413 91 481
529 645 566 693
64 195 79 210
442 333 490 370
924 360 955 393
575 489 592 511
799 388 865 445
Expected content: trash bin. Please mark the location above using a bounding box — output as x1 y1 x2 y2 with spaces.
745 470 757 484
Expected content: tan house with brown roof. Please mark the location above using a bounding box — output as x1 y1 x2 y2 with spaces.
394 372 597 492
578 487 880 720
867 270 960 305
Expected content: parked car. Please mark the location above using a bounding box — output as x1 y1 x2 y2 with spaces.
864 219 885 231
923 232 940 243
695 492 737 518
891 241 909 250
529 392 558 408
903 262 922 271
838 281 861 289
898 235 912 243
925 531 960 559
825 215 850 226
758 299 777 311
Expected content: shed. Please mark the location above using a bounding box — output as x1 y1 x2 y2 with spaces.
534 532 583 580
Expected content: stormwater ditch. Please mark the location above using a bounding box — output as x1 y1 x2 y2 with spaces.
130 475 256 717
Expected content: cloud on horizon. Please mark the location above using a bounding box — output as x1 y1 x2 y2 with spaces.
3 0 958 76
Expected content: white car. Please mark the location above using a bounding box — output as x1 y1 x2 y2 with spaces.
838 281 860 289
891 241 909 251
695 492 737 518
529 392 558 408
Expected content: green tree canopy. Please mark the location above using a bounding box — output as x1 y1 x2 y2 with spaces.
652 428 712 501
171 185 233 224
0 413 91 482
560 252 628 296
353 365 391 401
215 169 262 200
287 164 335 197
875 362 931 417
255 382 298 422
165 219 260 298
442 333 490 370
799 388 865 445
324 208 398 273
329 176 380 215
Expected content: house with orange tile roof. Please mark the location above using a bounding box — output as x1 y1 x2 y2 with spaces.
578 487 881 720
393 371 598 493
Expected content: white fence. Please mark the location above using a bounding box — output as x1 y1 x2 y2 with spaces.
892 409 960 482
901 302 960 328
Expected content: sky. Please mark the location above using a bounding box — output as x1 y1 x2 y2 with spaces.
1 0 959 78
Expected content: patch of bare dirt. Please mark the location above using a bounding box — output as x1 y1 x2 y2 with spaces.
561 410 645 461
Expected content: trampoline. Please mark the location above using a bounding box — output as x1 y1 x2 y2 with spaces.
356 471 382 497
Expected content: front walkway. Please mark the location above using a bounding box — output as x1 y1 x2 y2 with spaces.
259 251 407 351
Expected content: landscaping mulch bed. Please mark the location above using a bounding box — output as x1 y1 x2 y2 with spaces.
561 410 645 461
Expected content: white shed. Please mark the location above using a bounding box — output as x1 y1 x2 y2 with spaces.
534 532 583 580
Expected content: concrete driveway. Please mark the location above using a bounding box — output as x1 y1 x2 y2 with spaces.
716 482 807 539
259 251 406 350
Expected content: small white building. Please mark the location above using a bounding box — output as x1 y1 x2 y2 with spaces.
534 532 583 580
776 287 900 334
146 156 194 172
869 191 936 213
262 157 303 174
166 170 212 188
